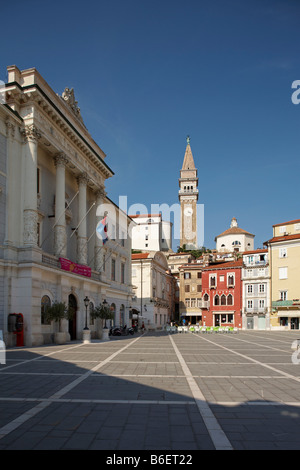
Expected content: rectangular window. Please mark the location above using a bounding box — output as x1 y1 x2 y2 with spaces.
227 274 234 287
185 298 191 307
259 299 265 309
279 267 288 279
191 298 196 307
280 291 288 301
185 285 190 293
184 273 191 279
111 259 116 281
197 285 202 292
259 284 265 293
279 226 286 233
121 263 125 284
279 248 287 258
247 300 253 309
197 272 202 279
247 285 253 294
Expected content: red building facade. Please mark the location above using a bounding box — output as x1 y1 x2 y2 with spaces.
201 260 243 328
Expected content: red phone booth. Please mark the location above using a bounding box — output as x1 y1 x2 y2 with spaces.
8 313 24 347
15 314 24 347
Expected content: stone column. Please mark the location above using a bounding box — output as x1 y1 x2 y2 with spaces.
4 118 16 248
94 186 106 271
20 124 41 246
77 172 89 265
53 153 68 257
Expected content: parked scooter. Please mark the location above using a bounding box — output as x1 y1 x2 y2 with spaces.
109 325 134 336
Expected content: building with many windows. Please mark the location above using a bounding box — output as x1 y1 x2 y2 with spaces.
201 259 243 328
130 213 172 252
0 65 133 346
265 219 300 330
131 251 176 329
241 249 270 330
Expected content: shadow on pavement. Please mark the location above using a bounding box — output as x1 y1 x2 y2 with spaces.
0 333 299 450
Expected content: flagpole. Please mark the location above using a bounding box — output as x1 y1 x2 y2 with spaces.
40 191 79 249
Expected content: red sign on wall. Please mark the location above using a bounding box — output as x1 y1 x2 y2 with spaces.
59 258 91 277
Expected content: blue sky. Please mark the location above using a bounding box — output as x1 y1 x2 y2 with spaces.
2 0 300 250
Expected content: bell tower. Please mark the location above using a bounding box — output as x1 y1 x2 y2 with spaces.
178 136 198 250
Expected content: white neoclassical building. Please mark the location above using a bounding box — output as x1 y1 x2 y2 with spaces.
0 65 133 347
130 213 172 252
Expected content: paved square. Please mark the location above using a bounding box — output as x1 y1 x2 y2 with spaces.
0 330 300 450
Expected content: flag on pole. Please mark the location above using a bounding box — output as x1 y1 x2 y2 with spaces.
96 216 108 245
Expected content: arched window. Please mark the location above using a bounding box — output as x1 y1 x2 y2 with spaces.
203 293 209 302
221 294 226 305
214 295 219 306
227 294 233 306
41 295 51 325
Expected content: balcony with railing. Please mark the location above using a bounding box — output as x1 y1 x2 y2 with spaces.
41 253 106 283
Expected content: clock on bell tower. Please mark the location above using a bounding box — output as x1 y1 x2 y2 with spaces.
178 136 198 250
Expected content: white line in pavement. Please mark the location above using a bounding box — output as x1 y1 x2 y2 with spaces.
0 343 85 372
0 336 142 441
194 335 300 384
168 335 233 451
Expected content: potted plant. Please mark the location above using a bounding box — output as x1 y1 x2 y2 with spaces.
44 301 74 344
91 302 114 340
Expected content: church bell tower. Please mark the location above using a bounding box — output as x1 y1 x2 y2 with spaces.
178 136 198 250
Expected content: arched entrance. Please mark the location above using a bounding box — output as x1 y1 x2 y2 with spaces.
68 294 77 340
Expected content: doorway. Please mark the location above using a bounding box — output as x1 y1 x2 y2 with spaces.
68 294 77 340
247 316 254 329
291 318 299 330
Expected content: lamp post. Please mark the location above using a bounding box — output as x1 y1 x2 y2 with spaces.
103 299 108 329
102 299 110 341
84 296 89 330
83 295 91 344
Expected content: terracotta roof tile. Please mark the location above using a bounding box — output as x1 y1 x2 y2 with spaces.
131 253 150 260
202 259 243 270
265 233 300 244
216 227 254 238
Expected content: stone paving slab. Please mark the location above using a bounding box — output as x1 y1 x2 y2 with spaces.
0 331 300 451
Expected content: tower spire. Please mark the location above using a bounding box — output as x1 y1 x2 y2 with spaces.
181 136 196 171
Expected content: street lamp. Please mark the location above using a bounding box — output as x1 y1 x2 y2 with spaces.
84 296 90 330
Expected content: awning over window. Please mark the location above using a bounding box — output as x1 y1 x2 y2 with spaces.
277 310 300 318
